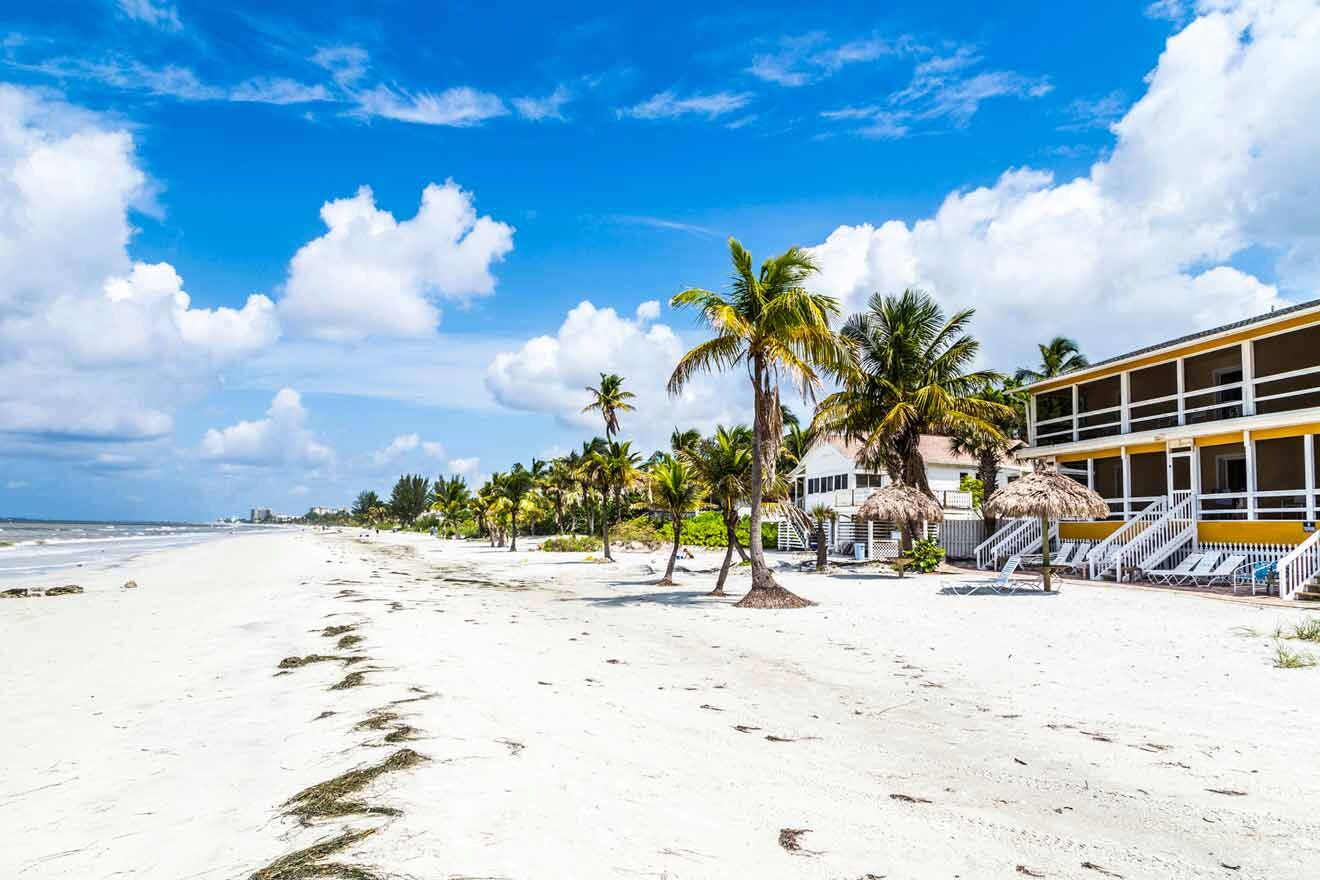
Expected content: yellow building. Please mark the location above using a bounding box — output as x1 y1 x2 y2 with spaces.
1013 299 1320 597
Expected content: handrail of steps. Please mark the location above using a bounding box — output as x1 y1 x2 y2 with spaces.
1086 497 1166 580
974 518 1055 570
1279 529 1320 599
1093 492 1197 582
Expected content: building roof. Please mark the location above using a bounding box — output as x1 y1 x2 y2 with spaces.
808 433 1022 472
1023 297 1320 392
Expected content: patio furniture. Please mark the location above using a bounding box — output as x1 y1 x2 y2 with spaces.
946 555 1032 595
1023 542 1076 567
1233 560 1278 596
1145 553 1206 585
1185 554 1246 587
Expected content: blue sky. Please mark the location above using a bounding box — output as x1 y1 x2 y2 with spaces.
1 0 1316 521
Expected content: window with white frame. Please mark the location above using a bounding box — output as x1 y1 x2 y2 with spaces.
1199 441 1248 518
1252 324 1320 416
1254 436 1309 520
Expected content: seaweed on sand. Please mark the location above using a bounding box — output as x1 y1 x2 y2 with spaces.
249 827 381 880
330 671 367 690
322 625 356 638
337 635 364 649
282 749 426 825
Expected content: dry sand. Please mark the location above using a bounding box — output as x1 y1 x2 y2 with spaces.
3 528 1319 879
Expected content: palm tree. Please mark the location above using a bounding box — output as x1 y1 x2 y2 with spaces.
685 425 752 595
352 490 381 524
668 237 853 609
589 440 643 561
582 373 636 439
572 439 607 536
649 456 707 586
670 427 702 455
1015 337 1089 384
541 458 576 535
810 503 837 572
949 379 1027 534
430 475 471 538
813 290 1010 504
500 464 536 551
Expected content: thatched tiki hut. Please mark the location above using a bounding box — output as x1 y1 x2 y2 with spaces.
982 469 1109 591
856 483 944 576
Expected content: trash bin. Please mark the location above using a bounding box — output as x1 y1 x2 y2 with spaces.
854 542 867 561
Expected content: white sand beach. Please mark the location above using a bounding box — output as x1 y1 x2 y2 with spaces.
4 529 1320 879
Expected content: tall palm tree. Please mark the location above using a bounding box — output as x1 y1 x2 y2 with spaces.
431 474 471 537
582 373 636 439
573 438 607 536
668 237 853 609
670 427 702 455
949 379 1027 534
814 290 1010 500
649 456 707 586
1014 337 1089 383
500 464 536 551
589 440 643 561
684 424 752 595
541 458 576 535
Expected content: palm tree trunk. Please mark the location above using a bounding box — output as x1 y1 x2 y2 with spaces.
816 522 828 571
509 510 518 551
659 514 680 585
602 489 614 561
711 542 734 596
1041 514 1053 592
978 451 1000 534
736 363 811 609
725 513 749 563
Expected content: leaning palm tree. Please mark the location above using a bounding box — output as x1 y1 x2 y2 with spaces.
649 456 707 586
814 289 1011 499
589 440 643 561
669 237 853 609
684 425 752 594
1014 337 1089 384
583 373 636 439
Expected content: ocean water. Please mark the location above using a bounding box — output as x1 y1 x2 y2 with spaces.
0 520 260 582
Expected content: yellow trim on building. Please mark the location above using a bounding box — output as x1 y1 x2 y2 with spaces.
1062 519 1311 545
1196 521 1311 544
1030 310 1320 393
1056 450 1102 463
1251 423 1320 441
1125 442 1166 455
1194 432 1245 448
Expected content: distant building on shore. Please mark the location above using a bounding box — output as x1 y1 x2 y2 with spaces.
308 506 348 517
249 507 273 523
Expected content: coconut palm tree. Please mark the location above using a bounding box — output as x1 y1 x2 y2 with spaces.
541 458 576 535
668 238 853 609
500 464 536 551
810 503 837 572
572 439 607 536
1014 337 1089 384
949 379 1027 534
813 290 1011 499
684 425 752 594
430 474 471 537
582 373 636 439
352 490 381 524
649 456 707 586
670 427 702 455
589 439 643 561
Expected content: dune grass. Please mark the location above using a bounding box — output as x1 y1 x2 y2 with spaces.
1272 639 1318 669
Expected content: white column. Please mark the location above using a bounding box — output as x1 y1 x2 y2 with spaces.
1240 341 1256 417
1087 458 1095 491
1071 385 1080 442
1175 358 1186 425
1305 434 1316 523
1120 371 1131 434
1244 430 1257 521
868 520 876 560
1121 446 1132 519
1027 395 1037 446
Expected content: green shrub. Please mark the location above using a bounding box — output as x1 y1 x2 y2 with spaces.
904 538 945 574
540 535 602 552
612 515 667 546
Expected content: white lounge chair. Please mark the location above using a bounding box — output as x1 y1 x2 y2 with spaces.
1185 554 1246 587
1173 552 1223 585
1055 544 1093 575
1145 553 1204 585
947 555 1030 595
1023 542 1075 567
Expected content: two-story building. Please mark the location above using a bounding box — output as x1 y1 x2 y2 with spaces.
1013 298 1320 597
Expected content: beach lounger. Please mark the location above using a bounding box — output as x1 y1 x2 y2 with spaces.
1055 544 1093 575
1185 554 1245 587
1022 542 1075 567
1145 553 1205 585
946 555 1028 595
1233 560 1278 596
1172 552 1222 585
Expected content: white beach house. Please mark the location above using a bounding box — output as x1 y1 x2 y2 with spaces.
999 299 1320 598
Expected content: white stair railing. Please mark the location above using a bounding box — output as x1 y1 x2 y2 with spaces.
974 518 1055 570
1105 492 1198 582
1278 530 1320 599
1087 497 1166 580
777 517 810 551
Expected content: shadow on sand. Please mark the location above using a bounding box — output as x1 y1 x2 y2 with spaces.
937 585 1059 597
566 579 738 608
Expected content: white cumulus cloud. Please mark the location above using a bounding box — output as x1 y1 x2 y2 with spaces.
486 300 745 451
809 0 1313 369
199 388 334 467
278 181 515 341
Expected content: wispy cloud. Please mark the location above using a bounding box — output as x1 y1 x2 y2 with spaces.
821 44 1050 138
230 77 333 105
618 90 753 121
1060 90 1127 131
1144 0 1191 23
608 214 717 238
748 31 904 87
353 84 508 126
116 0 182 33
513 84 572 121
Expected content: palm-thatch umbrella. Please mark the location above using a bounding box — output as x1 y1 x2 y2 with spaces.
982 469 1109 592
856 483 944 577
